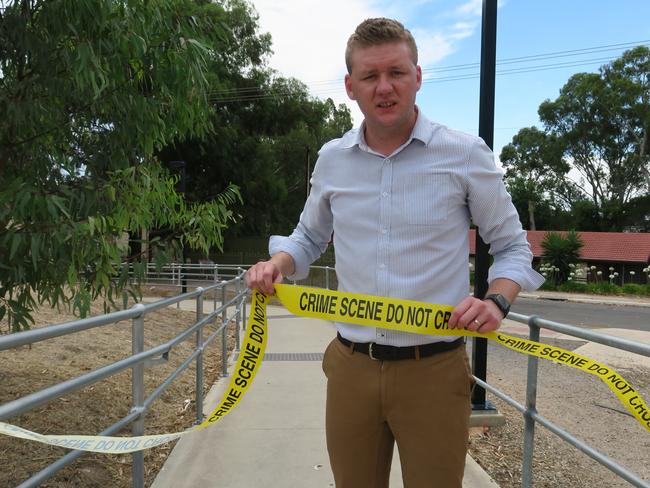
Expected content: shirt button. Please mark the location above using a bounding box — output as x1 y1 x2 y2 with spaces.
379 263 386 269
381 228 388 234
382 192 388 197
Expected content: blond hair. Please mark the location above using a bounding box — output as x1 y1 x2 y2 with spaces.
345 18 418 74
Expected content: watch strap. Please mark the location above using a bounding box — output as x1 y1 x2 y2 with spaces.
484 294 510 318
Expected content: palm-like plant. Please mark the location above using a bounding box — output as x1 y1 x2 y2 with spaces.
541 231 584 285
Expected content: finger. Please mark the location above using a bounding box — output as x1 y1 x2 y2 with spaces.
466 312 491 332
260 263 281 295
449 297 473 328
256 266 272 295
245 263 275 294
454 299 484 330
244 265 259 289
476 320 499 333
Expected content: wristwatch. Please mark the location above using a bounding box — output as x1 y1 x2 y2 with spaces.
484 294 510 318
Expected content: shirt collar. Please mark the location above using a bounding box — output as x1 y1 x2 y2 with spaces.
410 108 434 146
339 106 434 151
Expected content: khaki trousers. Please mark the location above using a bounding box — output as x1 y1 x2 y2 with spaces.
322 337 473 488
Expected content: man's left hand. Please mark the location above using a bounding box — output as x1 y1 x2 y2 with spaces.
448 296 503 333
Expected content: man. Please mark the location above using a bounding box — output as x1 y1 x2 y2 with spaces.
246 18 543 488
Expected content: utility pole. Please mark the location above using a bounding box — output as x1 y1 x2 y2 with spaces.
472 0 497 412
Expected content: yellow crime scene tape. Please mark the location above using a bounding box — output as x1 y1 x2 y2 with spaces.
1 284 649 454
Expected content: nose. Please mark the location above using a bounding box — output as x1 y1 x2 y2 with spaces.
376 74 393 95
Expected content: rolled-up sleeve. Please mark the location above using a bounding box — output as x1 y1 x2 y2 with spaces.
466 139 545 291
268 156 333 281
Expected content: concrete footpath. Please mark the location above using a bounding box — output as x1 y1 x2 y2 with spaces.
151 303 499 488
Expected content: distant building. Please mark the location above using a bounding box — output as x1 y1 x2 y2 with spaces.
469 230 650 285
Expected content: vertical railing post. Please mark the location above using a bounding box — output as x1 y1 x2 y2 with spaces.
195 289 204 424
325 266 330 290
130 304 146 488
213 265 218 312
175 264 180 309
221 281 229 376
242 284 248 333
235 270 244 351
522 316 541 487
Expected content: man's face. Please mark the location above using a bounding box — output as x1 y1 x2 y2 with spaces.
345 41 422 134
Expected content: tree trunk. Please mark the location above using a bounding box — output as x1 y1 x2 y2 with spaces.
528 200 536 230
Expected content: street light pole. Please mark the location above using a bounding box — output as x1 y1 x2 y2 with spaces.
472 0 497 411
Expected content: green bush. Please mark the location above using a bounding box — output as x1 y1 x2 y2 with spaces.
539 281 557 291
541 231 583 285
558 281 589 293
587 282 620 295
535 277 650 296
622 284 646 295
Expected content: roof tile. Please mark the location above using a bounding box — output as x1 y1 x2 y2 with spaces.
468 230 650 264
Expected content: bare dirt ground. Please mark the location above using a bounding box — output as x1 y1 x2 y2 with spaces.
467 337 650 487
1 288 234 487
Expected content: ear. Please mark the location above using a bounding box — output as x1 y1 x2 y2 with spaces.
416 65 422 91
344 74 356 100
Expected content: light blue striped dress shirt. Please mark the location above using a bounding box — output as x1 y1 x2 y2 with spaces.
270 110 544 347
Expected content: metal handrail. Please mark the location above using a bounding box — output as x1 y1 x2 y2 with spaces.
1 269 248 488
499 311 650 488
3 262 649 487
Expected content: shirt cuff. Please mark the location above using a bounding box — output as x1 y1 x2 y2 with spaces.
488 266 545 292
269 235 312 281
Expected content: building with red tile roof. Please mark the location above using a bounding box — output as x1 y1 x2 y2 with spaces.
469 229 650 285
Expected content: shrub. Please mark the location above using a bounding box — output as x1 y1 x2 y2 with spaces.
587 282 620 295
622 284 645 295
541 231 583 285
558 281 589 293
539 281 557 291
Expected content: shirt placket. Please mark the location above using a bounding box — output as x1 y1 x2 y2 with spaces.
376 156 393 343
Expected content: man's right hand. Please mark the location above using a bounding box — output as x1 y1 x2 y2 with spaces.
245 260 283 295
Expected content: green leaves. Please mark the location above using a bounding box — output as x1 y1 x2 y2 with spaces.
504 46 650 232
541 231 584 286
0 0 238 331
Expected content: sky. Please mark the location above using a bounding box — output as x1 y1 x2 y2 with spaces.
249 0 650 161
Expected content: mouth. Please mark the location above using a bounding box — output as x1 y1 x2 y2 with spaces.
376 101 396 109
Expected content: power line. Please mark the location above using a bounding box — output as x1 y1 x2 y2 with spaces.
207 39 649 102
421 55 619 85
208 53 628 103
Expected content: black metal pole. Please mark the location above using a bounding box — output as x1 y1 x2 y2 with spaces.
472 0 497 410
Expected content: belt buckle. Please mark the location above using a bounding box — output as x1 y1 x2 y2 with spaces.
368 342 378 360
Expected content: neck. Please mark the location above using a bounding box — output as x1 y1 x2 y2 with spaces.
363 109 417 156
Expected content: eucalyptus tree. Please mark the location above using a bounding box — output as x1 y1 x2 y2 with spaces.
500 126 573 230
538 46 650 229
0 0 241 330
